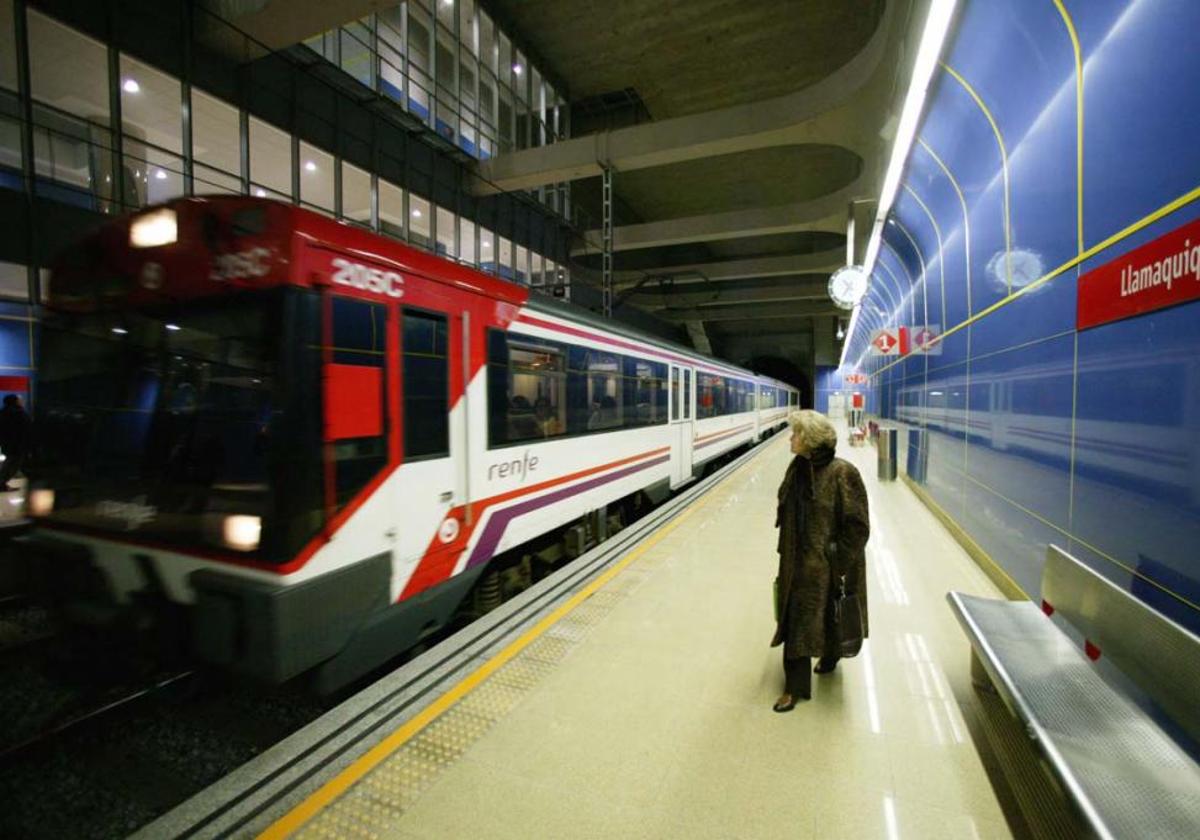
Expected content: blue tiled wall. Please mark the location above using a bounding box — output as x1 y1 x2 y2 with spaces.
841 0 1200 632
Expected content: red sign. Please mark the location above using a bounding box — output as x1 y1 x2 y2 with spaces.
845 373 867 385
1078 216 1200 330
911 325 942 355
870 327 909 356
851 393 864 409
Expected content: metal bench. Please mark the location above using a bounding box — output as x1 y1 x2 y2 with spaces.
947 544 1200 839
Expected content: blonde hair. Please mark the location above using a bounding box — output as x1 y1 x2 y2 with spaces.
787 409 837 452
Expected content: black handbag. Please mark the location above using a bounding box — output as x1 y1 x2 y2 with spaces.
830 573 865 657
826 541 864 657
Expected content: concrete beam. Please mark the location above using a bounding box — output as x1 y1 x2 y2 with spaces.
201 0 387 50
573 183 854 255
470 3 898 195
626 276 831 308
684 321 713 355
613 249 844 287
657 301 841 323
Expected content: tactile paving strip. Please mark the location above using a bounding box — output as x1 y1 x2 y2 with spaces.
294 533 661 838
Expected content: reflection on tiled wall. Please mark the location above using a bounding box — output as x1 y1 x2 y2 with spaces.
841 1 1200 633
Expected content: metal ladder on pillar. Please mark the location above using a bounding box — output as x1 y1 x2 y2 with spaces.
601 165 613 318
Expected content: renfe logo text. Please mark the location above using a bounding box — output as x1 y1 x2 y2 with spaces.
488 450 539 483
331 257 405 298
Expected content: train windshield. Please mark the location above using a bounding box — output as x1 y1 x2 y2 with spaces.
34 288 323 560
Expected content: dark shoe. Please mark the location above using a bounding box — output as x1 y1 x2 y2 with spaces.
773 694 797 713
814 657 840 674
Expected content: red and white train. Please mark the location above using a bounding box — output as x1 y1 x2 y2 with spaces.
27 196 796 688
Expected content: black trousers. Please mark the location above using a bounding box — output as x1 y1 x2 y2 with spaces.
783 654 812 698
783 652 841 698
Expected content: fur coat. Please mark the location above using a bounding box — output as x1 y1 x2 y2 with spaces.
772 453 870 659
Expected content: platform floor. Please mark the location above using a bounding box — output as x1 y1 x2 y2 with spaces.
273 433 1015 839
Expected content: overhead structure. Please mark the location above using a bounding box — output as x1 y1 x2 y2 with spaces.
481 0 930 378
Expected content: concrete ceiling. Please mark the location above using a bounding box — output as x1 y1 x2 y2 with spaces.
482 0 922 378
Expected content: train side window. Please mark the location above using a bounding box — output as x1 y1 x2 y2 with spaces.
669 368 679 420
624 357 666 427
402 309 449 459
487 332 567 446
582 350 622 432
326 297 388 508
682 369 692 420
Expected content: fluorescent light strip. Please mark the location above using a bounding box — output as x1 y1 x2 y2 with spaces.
841 0 959 368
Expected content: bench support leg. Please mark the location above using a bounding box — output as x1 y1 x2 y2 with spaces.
971 649 997 694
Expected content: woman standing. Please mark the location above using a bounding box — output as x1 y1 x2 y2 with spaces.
772 409 870 712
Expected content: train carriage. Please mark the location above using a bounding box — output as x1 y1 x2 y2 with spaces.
26 196 796 688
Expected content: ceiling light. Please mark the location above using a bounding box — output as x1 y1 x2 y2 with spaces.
122 78 140 94
165 323 181 331
254 188 267 197
154 169 167 181
842 0 958 368
512 64 523 75
412 208 422 218
112 327 128 335
304 160 317 172
837 323 845 340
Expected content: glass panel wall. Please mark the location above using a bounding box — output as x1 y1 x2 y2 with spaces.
298 141 334 213
379 178 405 239
5 4 568 301
120 55 184 208
342 162 372 227
192 89 241 194
28 10 113 211
515 244 528 284
249 116 291 198
0 260 29 300
479 227 494 274
409 192 430 248
299 3 566 179
1 0 18 92
459 218 475 266
435 204 455 258
498 235 512 281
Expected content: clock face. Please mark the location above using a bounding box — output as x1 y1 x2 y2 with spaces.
828 265 868 310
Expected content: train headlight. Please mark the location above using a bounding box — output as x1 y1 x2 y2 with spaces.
28 489 55 517
222 515 261 552
130 209 178 248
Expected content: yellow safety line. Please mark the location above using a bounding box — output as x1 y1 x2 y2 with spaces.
1052 0 1085 255
893 218 929 328
903 183 947 329
258 440 772 839
943 462 1200 615
867 182 1200 379
942 62 1013 294
918 138 973 317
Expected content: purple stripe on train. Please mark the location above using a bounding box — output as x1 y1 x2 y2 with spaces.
465 454 671 569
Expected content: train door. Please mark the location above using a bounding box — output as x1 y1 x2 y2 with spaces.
395 298 469 583
668 364 695 488
321 290 396 533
